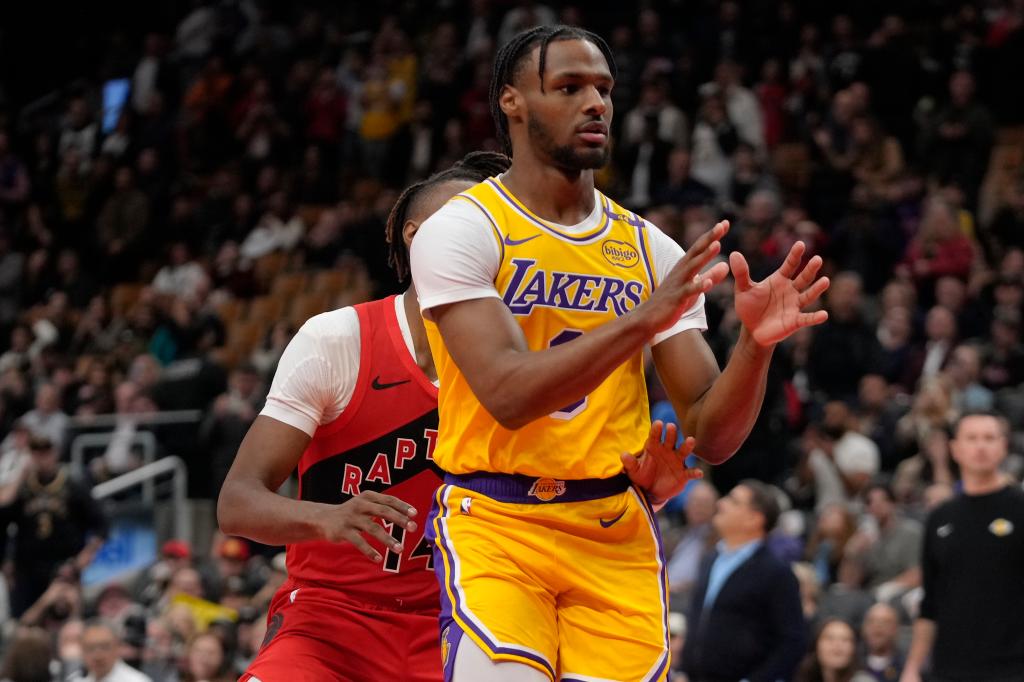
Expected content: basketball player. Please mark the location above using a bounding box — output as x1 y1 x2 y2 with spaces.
218 153 510 682
218 152 700 682
409 26 831 681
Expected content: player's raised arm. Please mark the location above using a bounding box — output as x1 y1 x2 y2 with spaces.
419 221 730 431
653 240 830 463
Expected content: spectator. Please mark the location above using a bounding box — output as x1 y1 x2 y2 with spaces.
666 481 719 597
3 433 107 616
56 618 85 680
19 382 70 450
795 618 875 682
854 374 904 472
239 191 304 260
622 78 689 149
69 620 151 682
898 197 975 303
653 148 716 211
619 113 672 210
691 92 740 199
942 343 994 413
140 618 176 682
182 632 233 682
849 116 904 201
903 305 958 390
58 97 98 167
804 503 859 585
893 426 957 508
816 556 874 634
705 60 765 152
682 480 806 682
892 376 957 466
0 132 31 218
0 626 54 682
807 272 883 401
860 602 904 682
97 167 150 283
979 307 1024 391
202 364 263 499
920 71 993 203
853 483 923 599
801 401 881 511
151 242 209 301
902 412 1024 682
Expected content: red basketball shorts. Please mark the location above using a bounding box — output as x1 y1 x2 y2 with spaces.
240 579 442 682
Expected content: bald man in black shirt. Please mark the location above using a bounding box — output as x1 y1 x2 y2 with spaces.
901 412 1024 682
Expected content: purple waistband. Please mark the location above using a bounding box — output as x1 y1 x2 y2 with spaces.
443 472 631 504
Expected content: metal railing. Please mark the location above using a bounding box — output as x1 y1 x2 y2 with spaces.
91 455 190 545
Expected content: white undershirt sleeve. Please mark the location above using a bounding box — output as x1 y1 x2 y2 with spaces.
260 308 360 436
646 220 709 345
410 198 502 317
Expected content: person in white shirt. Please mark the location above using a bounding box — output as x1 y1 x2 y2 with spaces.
70 620 151 682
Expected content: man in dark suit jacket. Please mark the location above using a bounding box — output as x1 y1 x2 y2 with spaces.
681 480 806 682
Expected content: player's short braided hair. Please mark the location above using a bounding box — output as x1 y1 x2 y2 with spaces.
385 151 510 282
489 25 617 157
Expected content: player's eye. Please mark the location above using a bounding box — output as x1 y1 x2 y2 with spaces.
559 85 579 95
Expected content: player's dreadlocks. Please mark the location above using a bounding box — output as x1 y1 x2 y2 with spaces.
385 151 510 282
489 25 617 157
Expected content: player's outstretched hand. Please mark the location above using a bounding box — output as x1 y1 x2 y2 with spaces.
321 491 418 563
643 221 731 335
621 420 703 507
730 240 830 346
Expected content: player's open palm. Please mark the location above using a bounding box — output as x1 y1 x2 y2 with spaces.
621 420 703 506
647 221 731 333
321 491 418 563
731 241 830 346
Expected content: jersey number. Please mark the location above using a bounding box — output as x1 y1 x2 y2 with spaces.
548 329 588 419
381 522 434 574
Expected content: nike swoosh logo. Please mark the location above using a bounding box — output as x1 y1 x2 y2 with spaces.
599 509 627 528
372 376 411 390
503 233 541 246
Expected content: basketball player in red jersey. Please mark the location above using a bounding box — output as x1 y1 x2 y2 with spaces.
218 153 511 682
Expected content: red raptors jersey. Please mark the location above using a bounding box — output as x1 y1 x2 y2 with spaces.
287 296 442 608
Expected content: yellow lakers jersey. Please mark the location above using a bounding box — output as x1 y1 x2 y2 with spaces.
424 177 658 480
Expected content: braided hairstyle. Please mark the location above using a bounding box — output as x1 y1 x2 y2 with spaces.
489 25 617 157
385 151 510 282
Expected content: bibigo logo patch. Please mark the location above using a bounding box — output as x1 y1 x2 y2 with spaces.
528 478 566 502
601 240 640 268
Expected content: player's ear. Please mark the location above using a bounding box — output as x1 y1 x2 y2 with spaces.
402 219 419 248
499 84 523 121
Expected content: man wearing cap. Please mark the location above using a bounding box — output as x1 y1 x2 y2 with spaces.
2 433 108 616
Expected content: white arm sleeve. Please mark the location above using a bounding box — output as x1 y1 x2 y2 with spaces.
646 220 709 345
410 198 502 316
259 308 361 436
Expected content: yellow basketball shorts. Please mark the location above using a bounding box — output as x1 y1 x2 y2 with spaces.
425 472 671 682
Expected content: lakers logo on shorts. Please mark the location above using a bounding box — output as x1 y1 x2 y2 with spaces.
528 478 566 502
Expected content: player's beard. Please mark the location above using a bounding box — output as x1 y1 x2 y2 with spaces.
527 112 609 171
